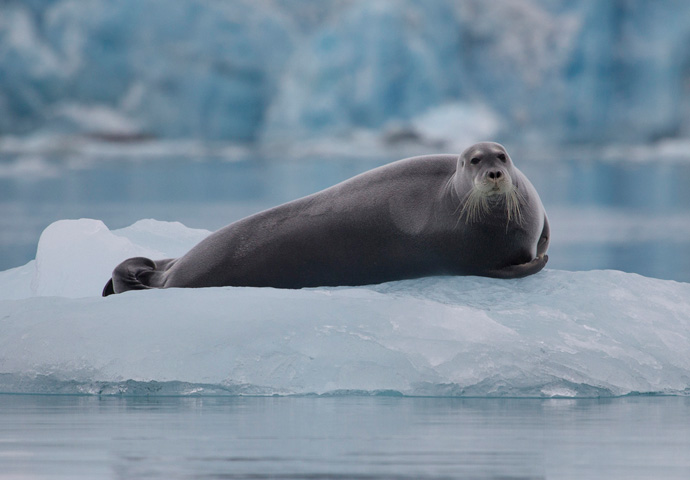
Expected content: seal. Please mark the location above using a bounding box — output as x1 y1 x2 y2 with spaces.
102 142 549 296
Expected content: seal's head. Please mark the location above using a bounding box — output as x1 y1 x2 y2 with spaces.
459 142 515 194
456 142 523 224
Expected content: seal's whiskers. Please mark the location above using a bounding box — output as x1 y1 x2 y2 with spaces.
505 186 525 226
459 184 525 227
459 188 491 225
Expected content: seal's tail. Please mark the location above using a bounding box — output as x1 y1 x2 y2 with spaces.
102 278 115 296
102 256 157 297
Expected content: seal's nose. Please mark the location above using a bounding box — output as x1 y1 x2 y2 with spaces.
487 170 503 181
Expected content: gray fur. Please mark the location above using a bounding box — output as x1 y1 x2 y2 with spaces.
103 142 549 296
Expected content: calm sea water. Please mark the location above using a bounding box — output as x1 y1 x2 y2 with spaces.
1 395 689 480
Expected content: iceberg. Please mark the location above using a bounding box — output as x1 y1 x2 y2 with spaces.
1 219 689 397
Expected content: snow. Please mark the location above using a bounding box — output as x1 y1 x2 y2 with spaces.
52 103 141 135
1 219 689 397
410 102 502 152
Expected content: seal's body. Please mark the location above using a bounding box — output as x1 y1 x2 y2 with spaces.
103 143 549 296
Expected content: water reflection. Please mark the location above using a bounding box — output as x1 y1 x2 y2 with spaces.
523 159 690 213
1 395 689 479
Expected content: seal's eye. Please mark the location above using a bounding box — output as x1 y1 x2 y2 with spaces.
470 157 481 165
497 153 506 162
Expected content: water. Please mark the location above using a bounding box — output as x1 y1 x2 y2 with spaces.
2 151 690 281
0 394 688 480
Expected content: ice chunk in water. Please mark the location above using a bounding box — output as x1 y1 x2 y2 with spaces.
0 219 689 397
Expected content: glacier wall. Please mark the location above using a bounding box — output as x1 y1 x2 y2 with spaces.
1 0 690 146
0 0 296 141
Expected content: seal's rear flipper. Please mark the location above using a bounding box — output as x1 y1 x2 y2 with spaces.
102 278 115 297
102 256 158 296
486 254 548 279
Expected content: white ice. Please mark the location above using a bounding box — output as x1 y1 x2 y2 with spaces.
1 219 689 397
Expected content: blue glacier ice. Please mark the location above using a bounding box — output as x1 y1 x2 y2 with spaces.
262 0 466 143
0 0 295 141
2 0 690 146
0 219 689 397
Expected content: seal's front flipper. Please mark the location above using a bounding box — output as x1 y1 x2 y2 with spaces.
537 215 550 257
485 255 548 279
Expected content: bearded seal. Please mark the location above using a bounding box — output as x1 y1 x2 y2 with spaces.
103 142 549 295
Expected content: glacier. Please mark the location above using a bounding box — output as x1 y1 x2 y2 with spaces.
2 0 690 147
1 218 689 397
0 0 296 141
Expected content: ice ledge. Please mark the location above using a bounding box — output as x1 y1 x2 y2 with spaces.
1 269 689 397
1 219 688 397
